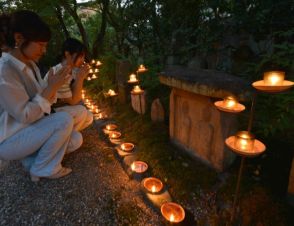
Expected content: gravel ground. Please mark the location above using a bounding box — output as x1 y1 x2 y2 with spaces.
0 121 163 226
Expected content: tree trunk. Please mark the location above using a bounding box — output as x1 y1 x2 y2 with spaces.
55 5 70 39
92 0 109 58
61 0 91 59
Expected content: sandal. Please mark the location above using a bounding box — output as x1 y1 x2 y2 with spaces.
30 167 72 182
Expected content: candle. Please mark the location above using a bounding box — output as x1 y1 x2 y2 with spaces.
263 71 285 86
91 59 95 64
143 177 163 193
87 77 92 81
89 68 93 74
108 89 117 96
130 161 148 173
95 108 99 114
96 61 102 66
92 74 97 79
120 142 134 152
94 68 99 73
223 96 237 108
137 64 147 73
81 93 85 99
109 131 121 139
106 124 117 131
234 131 255 152
161 202 185 223
133 85 142 93
129 73 138 82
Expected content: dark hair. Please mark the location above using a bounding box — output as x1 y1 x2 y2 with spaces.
61 38 86 62
0 10 51 49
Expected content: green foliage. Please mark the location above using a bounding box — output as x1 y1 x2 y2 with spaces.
243 29 294 140
85 53 117 102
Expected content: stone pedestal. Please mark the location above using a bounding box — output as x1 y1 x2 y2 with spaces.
159 66 252 171
287 158 294 206
131 92 146 114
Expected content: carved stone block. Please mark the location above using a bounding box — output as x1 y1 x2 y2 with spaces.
169 88 237 171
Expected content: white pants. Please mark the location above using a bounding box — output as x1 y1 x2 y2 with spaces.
55 105 93 153
0 112 74 177
55 105 93 131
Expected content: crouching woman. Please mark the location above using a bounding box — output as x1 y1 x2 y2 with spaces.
0 10 79 181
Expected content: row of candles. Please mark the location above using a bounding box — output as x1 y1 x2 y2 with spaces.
82 90 185 223
84 63 185 222
105 64 148 98
82 90 108 120
103 122 185 224
214 70 293 155
87 59 102 81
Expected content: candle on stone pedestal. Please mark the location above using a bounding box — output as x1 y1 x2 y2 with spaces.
133 85 142 93
137 64 147 73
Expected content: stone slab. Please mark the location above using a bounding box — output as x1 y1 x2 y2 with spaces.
159 66 253 101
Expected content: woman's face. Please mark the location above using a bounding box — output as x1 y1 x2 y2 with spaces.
74 53 85 67
22 41 47 61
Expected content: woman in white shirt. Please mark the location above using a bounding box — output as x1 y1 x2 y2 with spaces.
0 10 80 181
46 38 93 134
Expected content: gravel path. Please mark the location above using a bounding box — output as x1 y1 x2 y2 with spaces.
0 122 163 226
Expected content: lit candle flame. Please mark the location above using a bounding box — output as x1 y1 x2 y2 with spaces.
264 71 285 86
91 60 95 64
87 77 92 81
94 68 99 73
96 61 102 66
129 73 137 82
108 89 116 96
224 96 237 108
133 85 142 93
169 214 175 222
131 162 135 171
151 185 156 193
92 74 97 79
269 74 280 85
137 64 147 72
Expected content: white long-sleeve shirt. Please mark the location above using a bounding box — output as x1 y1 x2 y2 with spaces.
0 53 51 144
